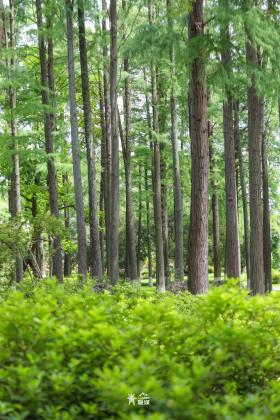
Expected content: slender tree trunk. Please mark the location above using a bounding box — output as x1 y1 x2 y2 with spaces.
145 166 153 286
157 77 169 286
78 0 102 279
149 1 165 292
167 0 184 282
220 0 240 279
47 16 64 282
36 0 63 282
188 0 208 294
9 0 23 282
143 70 154 286
234 101 250 287
65 0 87 277
137 165 142 278
63 173 72 277
160 145 169 286
108 0 119 284
98 72 106 273
209 130 222 284
102 0 111 273
262 114 272 292
246 30 265 294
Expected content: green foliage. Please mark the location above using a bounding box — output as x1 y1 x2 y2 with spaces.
272 269 280 284
0 281 279 418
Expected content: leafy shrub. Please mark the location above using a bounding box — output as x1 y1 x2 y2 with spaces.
272 269 280 284
0 280 279 418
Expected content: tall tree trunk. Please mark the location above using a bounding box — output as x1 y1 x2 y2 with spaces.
209 125 222 284
65 0 87 277
149 1 165 292
234 101 250 287
9 0 23 282
262 114 272 292
98 72 106 273
145 166 153 286
78 0 102 279
246 30 265 294
108 0 119 284
36 0 63 282
220 0 240 279
188 0 208 294
102 0 111 273
167 0 184 282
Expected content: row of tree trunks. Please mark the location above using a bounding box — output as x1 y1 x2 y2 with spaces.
121 1 138 282
78 0 102 279
65 0 87 277
149 0 165 292
220 0 241 280
36 0 63 282
8 0 23 282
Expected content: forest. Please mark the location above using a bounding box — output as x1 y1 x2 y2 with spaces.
0 0 280 418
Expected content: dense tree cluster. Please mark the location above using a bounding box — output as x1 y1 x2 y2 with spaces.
0 0 279 294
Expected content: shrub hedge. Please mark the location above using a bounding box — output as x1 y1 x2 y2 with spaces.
0 279 280 419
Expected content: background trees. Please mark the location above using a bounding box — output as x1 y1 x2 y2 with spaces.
0 0 279 294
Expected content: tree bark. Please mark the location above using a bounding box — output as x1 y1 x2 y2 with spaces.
220 0 241 279
148 1 165 292
78 0 102 279
246 30 265 294
188 0 208 294
234 101 250 287
8 0 23 282
65 0 87 277
108 0 119 284
167 0 184 282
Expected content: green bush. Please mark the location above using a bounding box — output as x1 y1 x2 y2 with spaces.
0 279 280 419
272 269 280 284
